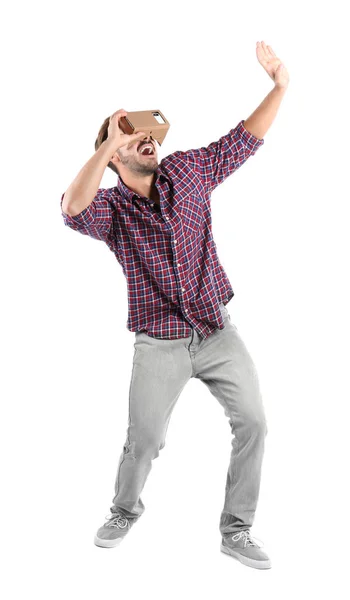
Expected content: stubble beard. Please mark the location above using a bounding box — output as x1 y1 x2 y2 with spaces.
119 153 158 176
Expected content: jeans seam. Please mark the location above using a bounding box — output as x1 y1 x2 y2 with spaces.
205 378 240 493
114 350 137 501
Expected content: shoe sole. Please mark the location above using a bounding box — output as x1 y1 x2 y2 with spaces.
220 543 272 569
94 535 125 548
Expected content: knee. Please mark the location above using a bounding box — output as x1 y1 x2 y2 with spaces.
128 430 164 458
244 413 268 437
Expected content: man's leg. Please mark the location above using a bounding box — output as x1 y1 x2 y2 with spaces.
194 305 268 536
110 331 192 521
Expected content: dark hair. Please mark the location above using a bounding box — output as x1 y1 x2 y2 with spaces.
94 115 119 176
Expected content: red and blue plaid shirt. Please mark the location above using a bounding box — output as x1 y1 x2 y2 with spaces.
61 119 264 339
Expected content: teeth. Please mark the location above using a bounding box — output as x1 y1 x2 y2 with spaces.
140 144 153 155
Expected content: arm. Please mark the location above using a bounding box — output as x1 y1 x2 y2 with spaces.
244 40 289 138
181 41 289 192
180 120 264 193
61 109 147 242
61 187 115 242
61 138 118 241
243 84 287 139
61 136 117 218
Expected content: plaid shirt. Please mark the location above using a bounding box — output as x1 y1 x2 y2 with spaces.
61 119 264 339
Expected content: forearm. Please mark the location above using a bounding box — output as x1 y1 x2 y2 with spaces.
62 138 118 217
243 85 287 139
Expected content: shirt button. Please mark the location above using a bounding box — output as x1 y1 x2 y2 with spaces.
174 240 177 244
185 309 188 313
165 216 169 220
177 263 180 267
181 287 185 291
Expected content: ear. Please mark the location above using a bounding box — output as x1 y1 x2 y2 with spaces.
111 150 121 164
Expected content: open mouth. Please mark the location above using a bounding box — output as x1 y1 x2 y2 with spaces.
138 142 155 157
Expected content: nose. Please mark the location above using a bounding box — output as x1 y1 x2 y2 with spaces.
141 136 156 147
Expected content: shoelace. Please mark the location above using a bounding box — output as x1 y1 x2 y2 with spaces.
231 530 263 548
104 512 128 529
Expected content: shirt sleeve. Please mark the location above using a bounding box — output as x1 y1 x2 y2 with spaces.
60 187 114 242
181 119 264 193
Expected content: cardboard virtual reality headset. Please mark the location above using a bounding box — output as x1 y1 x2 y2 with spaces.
119 110 170 146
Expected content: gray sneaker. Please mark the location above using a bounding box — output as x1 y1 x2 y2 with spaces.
94 511 133 548
220 530 272 569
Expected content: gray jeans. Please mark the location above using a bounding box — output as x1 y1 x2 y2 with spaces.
110 303 268 536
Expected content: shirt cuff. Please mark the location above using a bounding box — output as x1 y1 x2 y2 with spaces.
60 192 95 227
236 119 265 149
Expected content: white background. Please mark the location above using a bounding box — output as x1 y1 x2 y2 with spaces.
2 0 350 597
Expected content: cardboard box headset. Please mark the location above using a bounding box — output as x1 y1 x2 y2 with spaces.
119 110 170 146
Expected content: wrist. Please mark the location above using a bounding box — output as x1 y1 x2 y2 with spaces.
102 137 120 155
274 83 288 93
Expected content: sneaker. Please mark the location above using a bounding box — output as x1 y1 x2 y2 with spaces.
94 511 132 548
220 529 271 569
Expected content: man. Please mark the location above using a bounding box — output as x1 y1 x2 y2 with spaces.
60 41 289 570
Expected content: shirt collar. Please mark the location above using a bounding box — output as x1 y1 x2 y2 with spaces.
117 165 169 202
117 176 136 201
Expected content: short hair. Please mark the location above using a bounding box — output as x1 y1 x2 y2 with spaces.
94 115 119 176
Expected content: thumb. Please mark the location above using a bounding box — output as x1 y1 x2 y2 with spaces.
131 131 147 140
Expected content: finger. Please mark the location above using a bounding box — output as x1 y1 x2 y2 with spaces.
260 41 270 58
130 131 147 140
125 132 147 150
114 112 128 131
110 109 127 121
256 41 267 59
262 41 275 60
